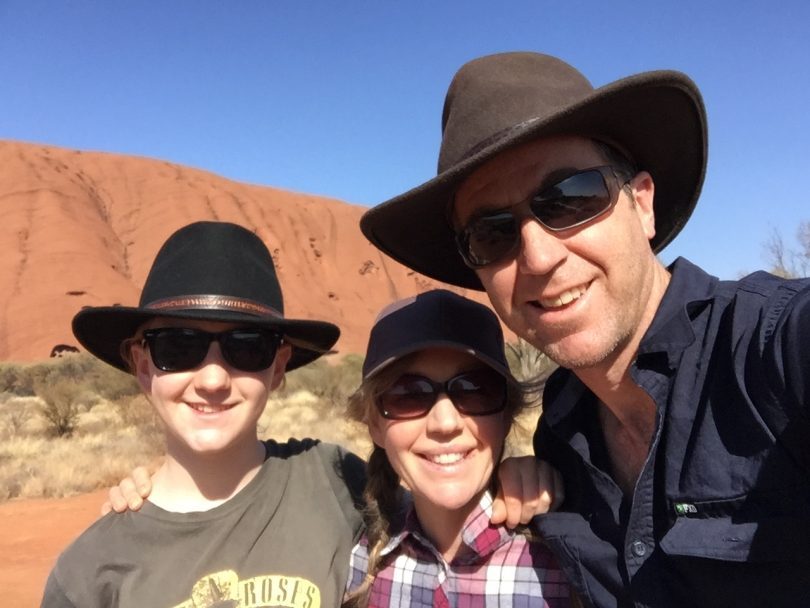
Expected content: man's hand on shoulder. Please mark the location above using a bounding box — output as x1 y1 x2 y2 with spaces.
491 456 564 528
100 466 153 515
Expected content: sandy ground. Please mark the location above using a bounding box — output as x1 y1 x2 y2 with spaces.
0 490 106 607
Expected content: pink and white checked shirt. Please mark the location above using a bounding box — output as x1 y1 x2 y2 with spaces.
346 493 572 607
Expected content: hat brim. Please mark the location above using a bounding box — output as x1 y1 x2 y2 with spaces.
361 70 707 289
72 306 339 373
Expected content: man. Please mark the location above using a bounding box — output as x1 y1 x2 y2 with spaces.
360 52 810 607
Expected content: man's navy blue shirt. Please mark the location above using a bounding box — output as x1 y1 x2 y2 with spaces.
533 258 810 608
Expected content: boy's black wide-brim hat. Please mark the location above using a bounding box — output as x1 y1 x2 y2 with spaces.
72 221 339 372
361 51 708 289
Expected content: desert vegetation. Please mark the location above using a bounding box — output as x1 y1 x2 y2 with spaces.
0 343 553 502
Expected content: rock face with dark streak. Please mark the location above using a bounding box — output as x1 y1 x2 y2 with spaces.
0 140 489 362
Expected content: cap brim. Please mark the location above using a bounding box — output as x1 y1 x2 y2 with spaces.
361 71 707 289
363 339 514 381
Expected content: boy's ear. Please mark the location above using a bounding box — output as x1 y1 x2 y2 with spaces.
269 344 292 390
130 343 153 393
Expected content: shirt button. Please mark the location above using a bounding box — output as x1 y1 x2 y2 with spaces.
631 541 647 557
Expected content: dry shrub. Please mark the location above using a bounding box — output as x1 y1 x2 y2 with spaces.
506 338 557 384
113 394 161 435
0 346 549 502
35 377 86 437
0 362 35 396
0 355 139 401
260 390 372 459
0 394 35 439
280 355 363 409
0 429 164 501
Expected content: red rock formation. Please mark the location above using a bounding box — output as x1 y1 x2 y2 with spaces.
0 140 493 362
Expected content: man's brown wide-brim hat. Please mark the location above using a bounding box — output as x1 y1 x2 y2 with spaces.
361 51 708 290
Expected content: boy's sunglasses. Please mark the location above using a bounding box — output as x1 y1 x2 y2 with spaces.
455 166 632 268
375 369 507 420
141 327 282 372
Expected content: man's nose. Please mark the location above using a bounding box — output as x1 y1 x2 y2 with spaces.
516 218 569 275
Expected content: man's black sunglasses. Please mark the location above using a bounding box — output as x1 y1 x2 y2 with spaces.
455 166 632 268
375 369 507 420
141 327 282 373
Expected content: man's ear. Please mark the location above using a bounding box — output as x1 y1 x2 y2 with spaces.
268 344 292 390
630 170 656 241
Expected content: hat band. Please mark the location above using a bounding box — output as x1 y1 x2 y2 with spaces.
144 295 283 318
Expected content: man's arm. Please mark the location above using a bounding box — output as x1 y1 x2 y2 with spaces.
104 457 565 527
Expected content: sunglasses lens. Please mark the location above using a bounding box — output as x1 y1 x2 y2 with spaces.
377 375 440 420
376 370 507 420
531 169 611 230
145 328 209 372
458 168 614 267
458 212 519 267
144 328 280 372
220 329 279 372
447 369 507 416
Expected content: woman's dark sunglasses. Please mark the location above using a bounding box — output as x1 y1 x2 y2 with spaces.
455 166 632 268
375 369 507 420
141 327 282 372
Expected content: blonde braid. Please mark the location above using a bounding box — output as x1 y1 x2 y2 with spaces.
342 446 403 608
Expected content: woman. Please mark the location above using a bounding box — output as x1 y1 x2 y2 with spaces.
344 290 572 607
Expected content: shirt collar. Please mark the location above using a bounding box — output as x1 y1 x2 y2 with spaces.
380 492 516 563
542 257 719 428
637 257 718 365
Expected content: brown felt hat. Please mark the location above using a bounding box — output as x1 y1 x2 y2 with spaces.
361 51 708 289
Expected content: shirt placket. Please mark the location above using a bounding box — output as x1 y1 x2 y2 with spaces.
623 365 668 585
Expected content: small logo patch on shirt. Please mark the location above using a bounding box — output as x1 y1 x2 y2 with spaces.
674 502 698 516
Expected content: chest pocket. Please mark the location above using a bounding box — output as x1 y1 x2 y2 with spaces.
660 511 810 562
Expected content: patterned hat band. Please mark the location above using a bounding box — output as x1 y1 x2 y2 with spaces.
145 295 282 317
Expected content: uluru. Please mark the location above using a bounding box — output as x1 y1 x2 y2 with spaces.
0 140 488 363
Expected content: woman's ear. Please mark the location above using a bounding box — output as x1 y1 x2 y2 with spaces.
367 410 386 449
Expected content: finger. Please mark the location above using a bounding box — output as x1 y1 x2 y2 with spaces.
119 477 145 511
100 500 112 516
549 467 565 511
490 486 507 525
532 460 558 517
499 459 525 529
132 466 152 498
519 463 542 524
106 484 139 513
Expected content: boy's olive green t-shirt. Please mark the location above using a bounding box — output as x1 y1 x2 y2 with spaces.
41 439 366 608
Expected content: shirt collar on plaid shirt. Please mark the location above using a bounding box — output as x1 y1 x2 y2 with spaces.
379 492 516 565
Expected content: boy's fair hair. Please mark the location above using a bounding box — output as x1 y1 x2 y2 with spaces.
342 351 529 608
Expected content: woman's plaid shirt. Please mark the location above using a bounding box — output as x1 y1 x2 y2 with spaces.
346 493 572 607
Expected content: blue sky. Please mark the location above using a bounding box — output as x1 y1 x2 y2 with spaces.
2 1 808 278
